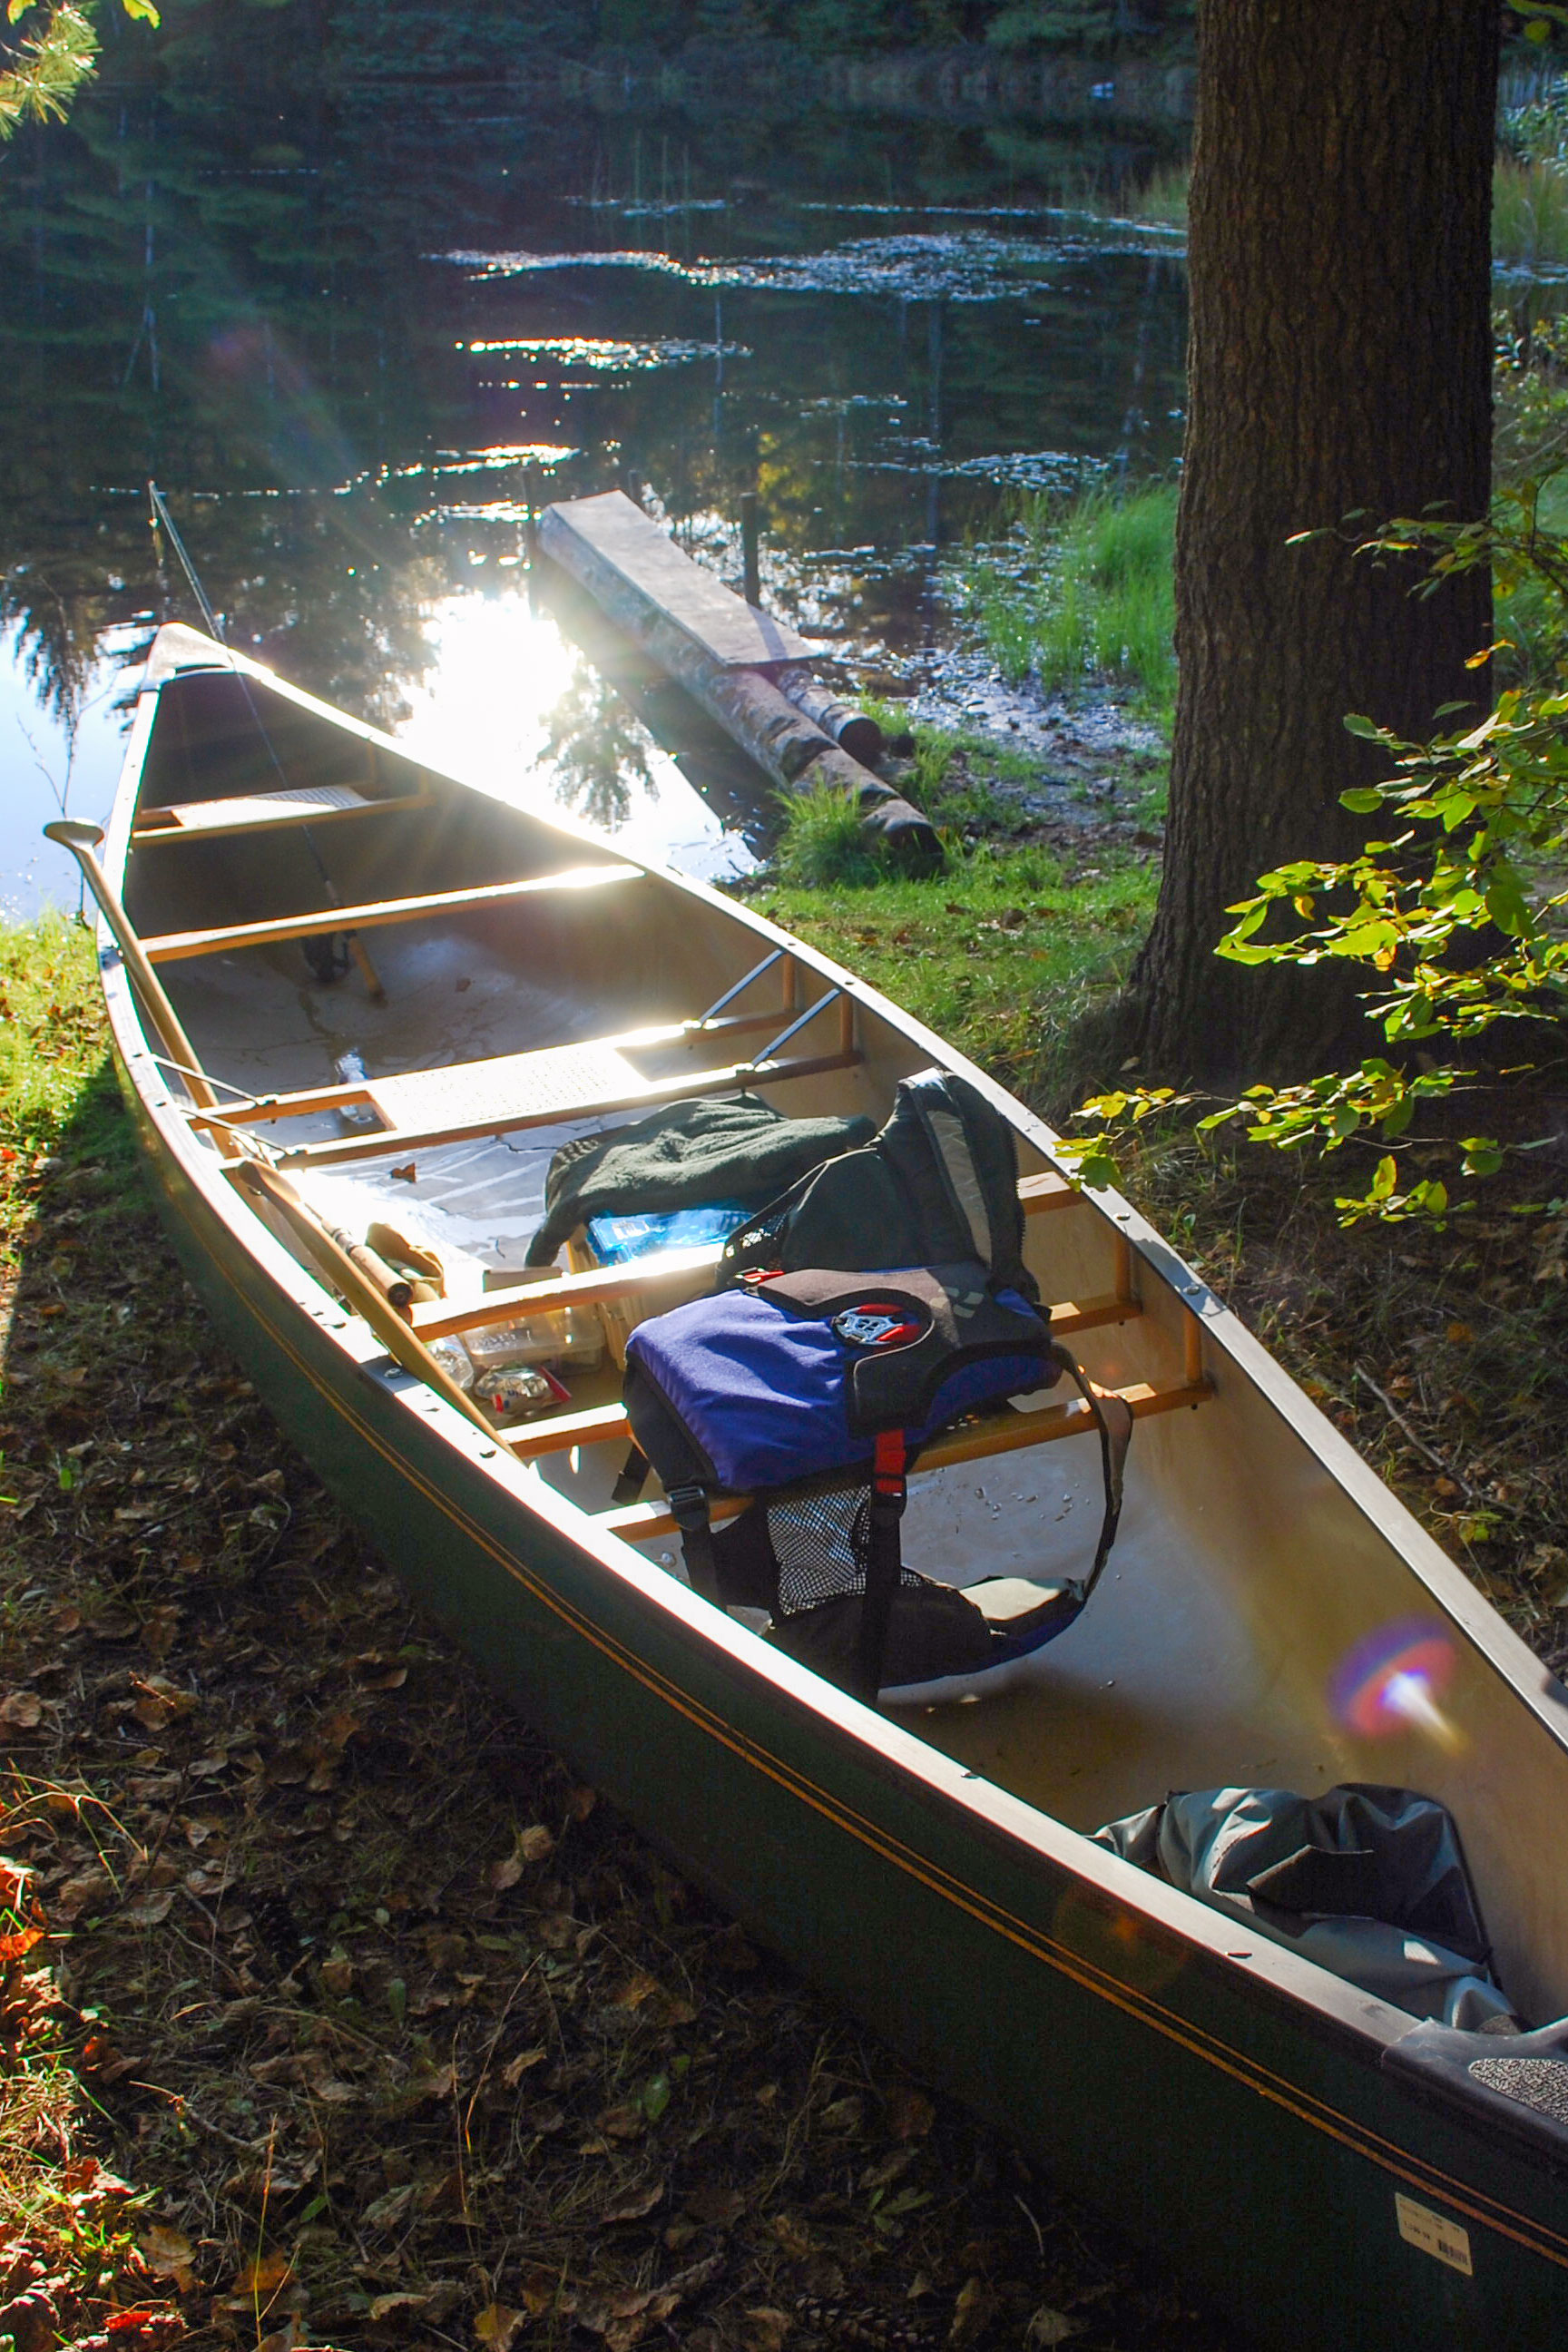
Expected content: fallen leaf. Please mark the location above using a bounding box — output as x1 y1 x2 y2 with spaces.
820 2094 864 2134
141 2221 196 2292
122 1886 175 1928
1025 2310 1085 2347
518 1822 554 1863
369 2290 430 2322
885 2085 936 2141
745 2310 792 2352
361 2183 417 2230
517 2263 568 2317
231 2249 292 2297
597 2102 645 2141
475 2303 524 2350
770 2213 812 2260
1446 1321 1474 1345
0 1691 42 1731
949 2276 993 2347
603 2178 664 2224
502 2046 546 2089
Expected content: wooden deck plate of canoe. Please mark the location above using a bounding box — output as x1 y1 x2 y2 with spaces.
78 620 1568 2352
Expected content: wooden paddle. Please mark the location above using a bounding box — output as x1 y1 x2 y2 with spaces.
44 819 230 1132
230 1159 502 1446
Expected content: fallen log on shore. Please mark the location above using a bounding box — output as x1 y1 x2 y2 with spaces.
535 492 936 867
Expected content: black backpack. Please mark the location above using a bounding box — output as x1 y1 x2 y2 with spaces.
718 1068 1036 1299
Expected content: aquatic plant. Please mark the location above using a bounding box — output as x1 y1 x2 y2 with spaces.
965 481 1178 722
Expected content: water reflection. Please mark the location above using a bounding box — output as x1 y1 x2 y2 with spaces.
0 24 1195 906
544 657 656 836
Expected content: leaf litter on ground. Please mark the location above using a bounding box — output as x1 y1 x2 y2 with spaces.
0 916 1240 2350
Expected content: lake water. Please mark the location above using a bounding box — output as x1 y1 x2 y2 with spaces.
0 37 1191 913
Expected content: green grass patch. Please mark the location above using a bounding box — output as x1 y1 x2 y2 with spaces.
0 914 125 1272
1127 161 1188 225
773 786 893 888
754 840 1156 1107
1494 155 1568 274
961 482 1179 726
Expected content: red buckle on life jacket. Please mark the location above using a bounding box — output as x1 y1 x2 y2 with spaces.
872 1429 907 1494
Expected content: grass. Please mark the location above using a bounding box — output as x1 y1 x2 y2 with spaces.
772 785 893 888
1079 155 1568 274
758 841 1156 1102
1494 154 1568 276
961 482 1178 724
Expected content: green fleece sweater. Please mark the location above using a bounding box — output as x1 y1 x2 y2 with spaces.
525 1093 874 1267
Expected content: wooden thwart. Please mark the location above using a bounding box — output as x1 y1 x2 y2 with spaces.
132 784 436 845
142 862 642 964
268 1048 863 1171
583 1377 1213 1540
502 1360 1177 1471
414 1191 1097 1344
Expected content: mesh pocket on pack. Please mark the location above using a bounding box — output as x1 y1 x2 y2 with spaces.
765 1479 921 1618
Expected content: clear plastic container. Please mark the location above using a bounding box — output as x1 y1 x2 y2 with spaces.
426 1334 475 1392
464 1306 605 1375
472 1365 567 1423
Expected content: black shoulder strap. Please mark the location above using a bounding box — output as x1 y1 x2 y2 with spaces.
1050 1346 1132 1601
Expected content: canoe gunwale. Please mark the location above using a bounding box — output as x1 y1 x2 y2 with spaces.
102 634 1568 1803
109 1066 1568 2276
90 634 1568 2285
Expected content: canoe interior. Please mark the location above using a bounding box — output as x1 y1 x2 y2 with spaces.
119 656 1568 2030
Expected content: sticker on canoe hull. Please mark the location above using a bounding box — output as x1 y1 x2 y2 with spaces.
1396 2192 1474 2276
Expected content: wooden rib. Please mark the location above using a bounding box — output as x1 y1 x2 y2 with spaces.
593 1378 1213 1543
189 1005 803 1135
500 1401 639 1459
1184 1308 1205 1390
132 789 436 845
1017 1169 1075 1212
267 1049 863 1171
415 1246 729 1340
413 1170 1095 1342
142 863 642 963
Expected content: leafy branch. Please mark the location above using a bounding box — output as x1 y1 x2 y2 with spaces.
1064 480 1568 1228
0 0 157 142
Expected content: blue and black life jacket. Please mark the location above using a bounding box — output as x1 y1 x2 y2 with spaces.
616 1071 1132 1705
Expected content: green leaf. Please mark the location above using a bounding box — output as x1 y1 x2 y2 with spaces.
120 0 160 18
640 2073 671 2122
1339 789 1385 813
1342 713 1384 740
1484 867 1531 937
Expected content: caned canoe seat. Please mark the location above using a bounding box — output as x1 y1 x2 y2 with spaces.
132 782 436 845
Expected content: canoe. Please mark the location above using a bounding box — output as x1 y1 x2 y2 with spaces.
78 620 1568 2350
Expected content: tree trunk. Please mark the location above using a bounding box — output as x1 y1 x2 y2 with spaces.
1131 0 1498 1082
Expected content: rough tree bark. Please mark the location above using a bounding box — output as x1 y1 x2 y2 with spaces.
1131 0 1499 1082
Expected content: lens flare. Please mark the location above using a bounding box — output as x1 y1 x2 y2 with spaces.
1330 1618 1463 1750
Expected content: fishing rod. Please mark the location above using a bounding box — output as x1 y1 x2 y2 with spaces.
147 481 386 1001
